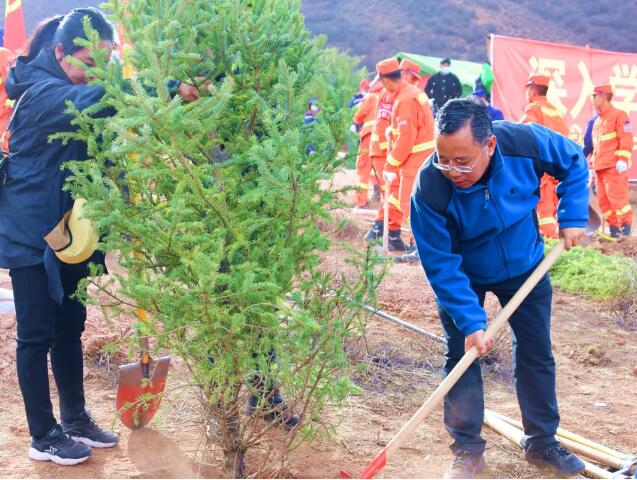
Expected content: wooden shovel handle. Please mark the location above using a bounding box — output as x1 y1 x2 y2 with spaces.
382 178 390 256
374 240 565 474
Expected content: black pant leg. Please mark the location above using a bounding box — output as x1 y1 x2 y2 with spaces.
51 262 89 423
492 272 558 450
438 290 487 454
11 264 58 438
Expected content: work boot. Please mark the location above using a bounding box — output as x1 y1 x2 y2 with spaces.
29 424 92 466
61 411 119 448
443 451 486 479
395 249 420 264
246 388 300 431
524 442 585 475
372 185 381 202
609 226 621 238
621 224 632 236
364 221 383 242
388 230 407 251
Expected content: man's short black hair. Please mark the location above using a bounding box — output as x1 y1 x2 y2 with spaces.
441 58 451 65
436 98 493 144
379 70 402 79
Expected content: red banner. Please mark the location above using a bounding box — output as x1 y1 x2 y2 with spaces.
4 0 27 52
490 34 637 181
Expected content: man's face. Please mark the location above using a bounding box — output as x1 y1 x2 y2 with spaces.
524 85 534 104
591 93 606 112
56 40 113 85
435 122 496 189
440 62 451 74
404 71 419 86
380 76 400 93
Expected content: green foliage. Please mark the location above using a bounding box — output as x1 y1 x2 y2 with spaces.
546 240 637 300
59 0 379 475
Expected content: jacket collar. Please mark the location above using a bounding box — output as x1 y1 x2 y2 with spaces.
6 48 71 99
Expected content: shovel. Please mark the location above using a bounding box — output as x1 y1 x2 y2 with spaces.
587 185 603 234
381 176 391 257
340 239 565 479
116 307 171 429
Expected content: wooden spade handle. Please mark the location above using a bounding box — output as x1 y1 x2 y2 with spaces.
484 411 619 479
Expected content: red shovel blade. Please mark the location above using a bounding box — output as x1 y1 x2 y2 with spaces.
339 471 352 478
116 356 171 429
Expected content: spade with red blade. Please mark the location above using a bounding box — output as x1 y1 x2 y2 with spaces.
116 308 171 429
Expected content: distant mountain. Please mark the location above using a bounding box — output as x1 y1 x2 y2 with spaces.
2 0 635 69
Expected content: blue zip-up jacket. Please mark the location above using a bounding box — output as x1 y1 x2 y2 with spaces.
410 121 589 336
0 48 112 270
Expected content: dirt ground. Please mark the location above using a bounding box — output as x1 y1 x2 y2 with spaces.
0 171 635 479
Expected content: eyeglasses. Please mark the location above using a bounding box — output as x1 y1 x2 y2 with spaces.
432 144 487 173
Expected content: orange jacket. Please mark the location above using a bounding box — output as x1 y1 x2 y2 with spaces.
0 48 13 135
520 97 569 136
369 89 393 158
353 91 379 139
591 104 633 171
385 82 435 173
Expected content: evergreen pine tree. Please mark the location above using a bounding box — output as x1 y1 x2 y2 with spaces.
60 1 380 476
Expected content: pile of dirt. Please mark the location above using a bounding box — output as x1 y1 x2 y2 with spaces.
593 236 637 259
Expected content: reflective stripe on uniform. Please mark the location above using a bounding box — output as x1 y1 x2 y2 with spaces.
603 210 613 218
538 217 557 225
363 120 375 129
379 142 388 150
5 99 14 108
417 93 428 105
389 195 401 211
412 140 435 153
387 154 401 167
615 149 631 159
392 128 399 135
540 107 563 118
600 132 617 141
357 182 369 190
617 204 632 215
371 134 380 142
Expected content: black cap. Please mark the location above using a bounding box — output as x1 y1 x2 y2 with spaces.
441 58 451 65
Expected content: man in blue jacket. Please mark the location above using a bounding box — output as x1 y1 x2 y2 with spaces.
410 99 588 478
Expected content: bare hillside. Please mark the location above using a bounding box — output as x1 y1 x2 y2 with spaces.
1 0 635 69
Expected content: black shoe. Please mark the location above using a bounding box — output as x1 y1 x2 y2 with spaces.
395 250 420 264
61 411 119 448
443 451 486 479
621 224 632 236
29 424 92 466
609 226 621 238
372 185 381 202
524 442 585 475
364 221 383 241
388 230 407 251
246 390 300 430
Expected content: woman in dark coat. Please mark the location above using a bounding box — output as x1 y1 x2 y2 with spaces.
1 8 119 465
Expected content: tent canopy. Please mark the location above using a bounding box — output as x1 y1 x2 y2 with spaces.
396 52 485 96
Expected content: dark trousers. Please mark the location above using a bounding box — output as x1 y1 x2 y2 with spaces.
10 262 89 438
438 270 559 454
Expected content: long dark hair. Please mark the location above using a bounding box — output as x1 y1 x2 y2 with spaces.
23 8 114 63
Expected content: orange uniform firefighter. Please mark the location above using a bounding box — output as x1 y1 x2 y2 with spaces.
521 74 570 238
353 79 383 207
591 84 633 237
368 88 393 204
364 58 435 251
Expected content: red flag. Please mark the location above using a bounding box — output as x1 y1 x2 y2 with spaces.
4 0 27 53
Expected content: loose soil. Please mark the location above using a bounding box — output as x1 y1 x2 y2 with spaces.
0 170 635 479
